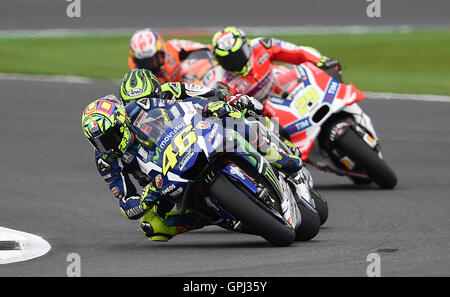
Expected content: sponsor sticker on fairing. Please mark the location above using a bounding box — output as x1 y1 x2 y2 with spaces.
288 83 305 100
159 123 185 149
178 149 195 170
170 106 181 118
179 102 198 116
133 110 147 127
323 80 339 104
140 124 153 134
196 120 211 130
295 118 312 131
155 174 163 188
286 117 312 134
138 147 148 159
169 187 183 197
274 40 298 50
161 184 176 195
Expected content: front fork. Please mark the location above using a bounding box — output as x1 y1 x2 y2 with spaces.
341 103 380 152
278 165 317 229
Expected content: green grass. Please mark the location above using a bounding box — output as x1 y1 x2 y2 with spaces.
0 30 449 95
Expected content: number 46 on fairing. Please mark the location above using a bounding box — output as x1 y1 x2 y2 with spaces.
162 124 197 175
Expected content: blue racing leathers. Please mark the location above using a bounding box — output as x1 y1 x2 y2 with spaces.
93 95 300 223
95 142 152 220
93 96 215 221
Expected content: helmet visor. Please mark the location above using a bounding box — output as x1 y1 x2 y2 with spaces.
90 123 129 154
134 51 165 73
216 42 251 73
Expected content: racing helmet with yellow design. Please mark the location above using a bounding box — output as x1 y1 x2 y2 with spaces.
212 26 252 76
81 98 133 157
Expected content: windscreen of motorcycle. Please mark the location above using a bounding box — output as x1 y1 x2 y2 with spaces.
135 108 176 147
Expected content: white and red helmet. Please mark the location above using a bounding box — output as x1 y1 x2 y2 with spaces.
129 29 165 73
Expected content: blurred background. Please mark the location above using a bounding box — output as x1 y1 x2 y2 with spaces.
1 0 449 95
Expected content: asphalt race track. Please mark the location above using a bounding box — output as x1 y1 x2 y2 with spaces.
0 78 449 276
1 0 449 30
1 0 449 277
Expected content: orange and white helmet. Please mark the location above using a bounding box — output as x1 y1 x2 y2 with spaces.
129 29 165 73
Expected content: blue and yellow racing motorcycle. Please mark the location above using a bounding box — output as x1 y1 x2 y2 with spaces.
133 100 324 246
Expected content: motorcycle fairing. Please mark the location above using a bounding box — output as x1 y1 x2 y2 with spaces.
264 63 367 160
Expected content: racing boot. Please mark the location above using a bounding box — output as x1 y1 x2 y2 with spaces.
140 205 207 242
265 145 302 174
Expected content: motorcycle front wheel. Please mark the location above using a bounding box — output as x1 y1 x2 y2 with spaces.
335 128 397 189
295 197 321 241
310 189 328 226
209 174 296 247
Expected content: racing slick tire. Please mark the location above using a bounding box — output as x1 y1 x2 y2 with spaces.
335 128 397 189
310 189 328 226
209 174 296 247
295 197 321 241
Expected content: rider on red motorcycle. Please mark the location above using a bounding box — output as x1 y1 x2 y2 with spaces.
128 28 212 83
211 26 338 101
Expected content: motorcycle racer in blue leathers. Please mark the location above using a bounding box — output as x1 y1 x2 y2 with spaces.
81 69 303 242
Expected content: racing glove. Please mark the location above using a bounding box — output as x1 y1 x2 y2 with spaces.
214 88 233 101
316 57 341 71
119 182 160 220
202 101 242 119
226 94 264 117
140 183 160 210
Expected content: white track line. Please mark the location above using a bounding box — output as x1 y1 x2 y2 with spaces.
0 25 417 39
0 227 51 265
365 92 450 102
0 73 449 103
0 73 95 84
